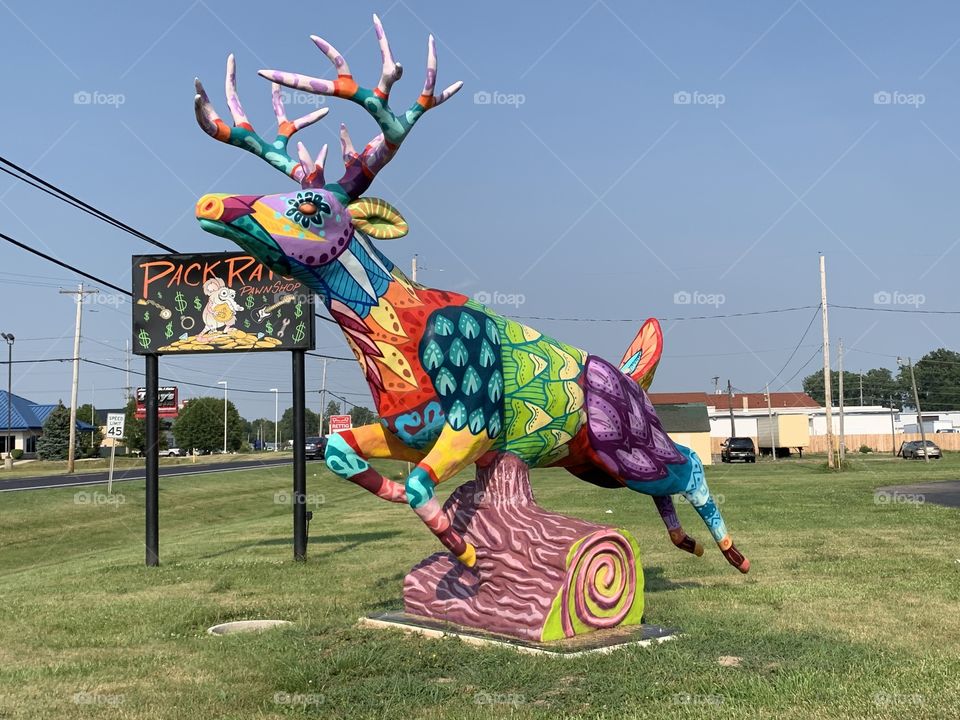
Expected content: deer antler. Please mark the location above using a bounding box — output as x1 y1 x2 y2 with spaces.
259 14 463 202
194 54 330 188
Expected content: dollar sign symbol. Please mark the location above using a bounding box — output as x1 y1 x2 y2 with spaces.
265 320 273 335
292 321 305 343
246 296 255 309
243 318 250 329
144 310 150 322
138 329 151 349
174 291 187 313
294 303 303 318
164 321 174 339
157 290 163 299
194 297 202 311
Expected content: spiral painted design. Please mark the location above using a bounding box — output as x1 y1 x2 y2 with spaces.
560 530 638 638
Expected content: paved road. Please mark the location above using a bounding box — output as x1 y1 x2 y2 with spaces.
877 480 960 509
0 457 299 492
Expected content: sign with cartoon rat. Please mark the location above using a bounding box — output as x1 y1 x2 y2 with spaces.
131 252 315 355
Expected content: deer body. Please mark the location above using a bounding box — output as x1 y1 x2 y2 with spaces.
194 17 749 573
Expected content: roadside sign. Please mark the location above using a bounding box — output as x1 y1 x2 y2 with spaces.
328 414 352 434
106 413 126 440
135 386 179 419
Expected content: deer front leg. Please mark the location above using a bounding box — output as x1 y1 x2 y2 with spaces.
324 423 425 503
405 426 495 568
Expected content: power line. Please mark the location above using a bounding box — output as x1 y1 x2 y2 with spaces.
0 231 130 295
513 305 819 323
757 304 822 392
776 344 824 391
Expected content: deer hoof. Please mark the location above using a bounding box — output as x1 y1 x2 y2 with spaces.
456 543 477 568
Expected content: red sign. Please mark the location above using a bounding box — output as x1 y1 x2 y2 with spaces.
135 386 179 419
328 414 352 434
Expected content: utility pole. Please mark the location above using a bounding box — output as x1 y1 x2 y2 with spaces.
271 388 279 451
60 283 98 473
411 254 418 283
889 396 897 456
899 357 929 463
727 380 736 437
838 337 846 466
859 370 864 407
125 339 131 402
319 357 328 436
765 383 777 461
819 255 835 469
2 333 13 470
218 380 228 453
711 376 720 395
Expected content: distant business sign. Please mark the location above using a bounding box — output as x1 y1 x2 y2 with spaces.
135 386 179 419
131 252 315 355
328 414 352 434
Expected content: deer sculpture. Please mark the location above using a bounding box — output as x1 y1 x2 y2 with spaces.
193 16 749 574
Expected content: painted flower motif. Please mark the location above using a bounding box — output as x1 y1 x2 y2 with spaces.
285 191 332 229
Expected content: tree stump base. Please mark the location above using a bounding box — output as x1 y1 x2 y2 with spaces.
404 454 645 643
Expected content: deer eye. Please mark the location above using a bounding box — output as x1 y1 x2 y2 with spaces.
298 201 318 215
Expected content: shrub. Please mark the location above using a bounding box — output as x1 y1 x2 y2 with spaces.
11 448 23 460
859 445 872 454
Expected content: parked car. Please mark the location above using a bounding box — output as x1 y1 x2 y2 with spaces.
305 436 326 460
721 437 757 463
163 448 184 457
898 440 942 460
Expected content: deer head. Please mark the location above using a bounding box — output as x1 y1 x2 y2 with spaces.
194 15 462 281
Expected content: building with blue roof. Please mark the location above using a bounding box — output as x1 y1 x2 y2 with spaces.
0 390 95 457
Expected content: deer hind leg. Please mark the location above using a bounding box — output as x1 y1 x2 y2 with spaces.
665 444 750 573
652 495 704 557
404 425 495 569
324 423 425 504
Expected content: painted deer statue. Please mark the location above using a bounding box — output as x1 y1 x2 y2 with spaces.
194 16 749 574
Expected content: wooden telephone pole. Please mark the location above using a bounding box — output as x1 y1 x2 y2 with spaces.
60 283 98 473
819 256 835 469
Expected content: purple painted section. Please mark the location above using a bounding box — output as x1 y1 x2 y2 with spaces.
257 192 353 266
584 355 683 481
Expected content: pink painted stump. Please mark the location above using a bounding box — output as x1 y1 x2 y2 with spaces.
404 453 645 642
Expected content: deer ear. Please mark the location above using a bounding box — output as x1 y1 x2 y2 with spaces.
347 197 408 239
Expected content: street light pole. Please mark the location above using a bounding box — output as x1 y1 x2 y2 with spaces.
271 388 279 451
218 380 227 454
899 357 929 463
2 333 13 471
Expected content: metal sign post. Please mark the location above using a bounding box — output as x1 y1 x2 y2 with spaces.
145 354 160 567
292 349 308 561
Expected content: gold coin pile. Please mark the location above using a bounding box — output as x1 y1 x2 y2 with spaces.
158 330 283 352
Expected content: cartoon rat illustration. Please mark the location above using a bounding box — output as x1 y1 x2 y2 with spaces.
198 277 243 338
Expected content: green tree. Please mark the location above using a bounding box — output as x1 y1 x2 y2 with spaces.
905 348 960 411
172 397 245 453
249 417 277 449
278 407 321 442
322 400 341 434
123 398 146 454
349 405 377 427
36 402 73 460
803 367 907 407
76 403 103 459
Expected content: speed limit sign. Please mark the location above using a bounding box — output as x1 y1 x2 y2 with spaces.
106 413 126 440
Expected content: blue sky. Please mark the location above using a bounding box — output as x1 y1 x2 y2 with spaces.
1 0 958 421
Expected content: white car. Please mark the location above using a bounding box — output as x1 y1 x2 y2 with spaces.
163 448 185 457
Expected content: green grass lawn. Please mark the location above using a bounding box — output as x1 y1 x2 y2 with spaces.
0 451 292 480
1 454 959 719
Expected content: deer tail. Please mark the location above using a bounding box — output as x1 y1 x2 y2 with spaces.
618 317 663 390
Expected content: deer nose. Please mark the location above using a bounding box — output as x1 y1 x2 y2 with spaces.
196 194 227 221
